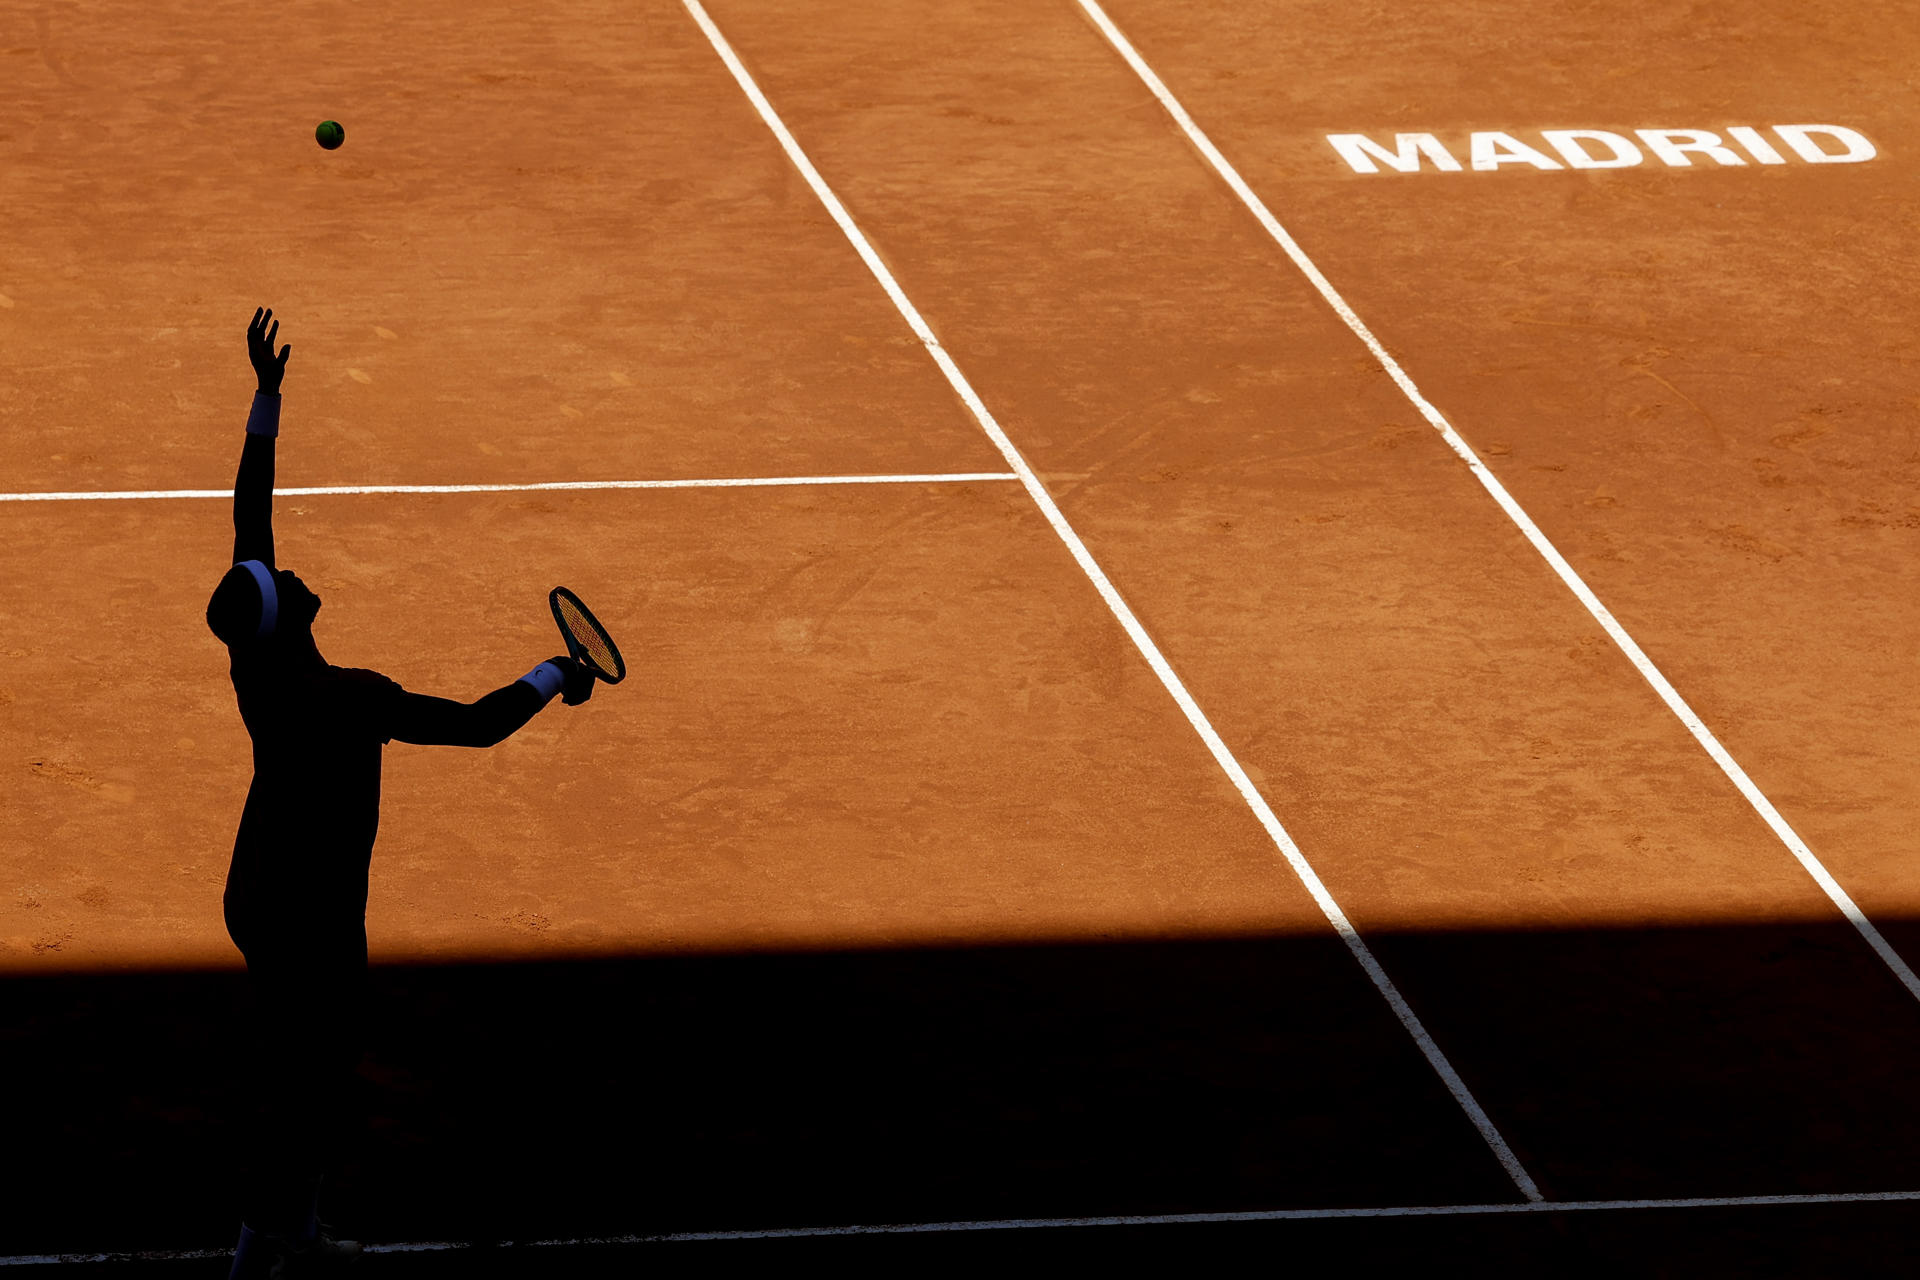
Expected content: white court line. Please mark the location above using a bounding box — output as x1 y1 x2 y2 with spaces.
0 473 1020 503
637 1188 1920 1239
681 0 1540 1202
7 1189 1918 1263
1073 0 1920 1005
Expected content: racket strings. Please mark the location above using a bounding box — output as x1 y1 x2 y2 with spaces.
557 595 623 680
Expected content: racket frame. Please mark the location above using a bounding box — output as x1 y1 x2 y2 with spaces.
549 586 626 685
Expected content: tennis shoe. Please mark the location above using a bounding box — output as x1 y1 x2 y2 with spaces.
266 1223 362 1276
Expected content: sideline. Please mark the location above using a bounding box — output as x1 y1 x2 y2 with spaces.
1074 0 1920 1008
680 0 1540 1202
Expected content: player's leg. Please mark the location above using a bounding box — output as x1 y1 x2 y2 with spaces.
299 947 369 1253
226 929 362 1275
227 946 311 1276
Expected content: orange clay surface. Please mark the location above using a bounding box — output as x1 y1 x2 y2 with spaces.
2 482 1330 965
7 0 1920 1228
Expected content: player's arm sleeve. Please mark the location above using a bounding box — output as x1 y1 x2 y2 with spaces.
231 393 279 567
387 682 548 748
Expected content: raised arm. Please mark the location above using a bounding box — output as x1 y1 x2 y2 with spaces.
233 307 290 567
388 657 594 747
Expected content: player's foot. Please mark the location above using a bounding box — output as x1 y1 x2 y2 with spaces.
266 1223 362 1276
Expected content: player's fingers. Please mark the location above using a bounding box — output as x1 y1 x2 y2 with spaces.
267 319 277 341
278 344 291 364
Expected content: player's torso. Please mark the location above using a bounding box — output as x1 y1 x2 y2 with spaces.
227 662 390 918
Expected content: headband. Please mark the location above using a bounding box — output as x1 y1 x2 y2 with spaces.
236 559 278 640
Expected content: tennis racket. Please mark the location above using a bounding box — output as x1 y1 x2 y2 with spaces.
550 587 626 686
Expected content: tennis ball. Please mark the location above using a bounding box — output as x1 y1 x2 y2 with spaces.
315 120 345 150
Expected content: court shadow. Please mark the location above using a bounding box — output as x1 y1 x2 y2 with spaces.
8 916 1920 1270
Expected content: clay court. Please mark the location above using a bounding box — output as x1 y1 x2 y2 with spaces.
6 0 1920 1271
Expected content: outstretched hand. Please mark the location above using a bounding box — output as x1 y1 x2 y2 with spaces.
248 307 291 393
550 655 595 706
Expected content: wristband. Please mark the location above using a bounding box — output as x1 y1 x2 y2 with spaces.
246 391 281 438
517 661 565 704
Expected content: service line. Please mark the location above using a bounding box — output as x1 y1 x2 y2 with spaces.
0 474 1020 503
1074 0 1920 1006
681 0 1540 1202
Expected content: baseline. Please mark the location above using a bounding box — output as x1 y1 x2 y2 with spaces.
6 1189 1918 1263
681 0 1538 1201
641 1189 1920 1239
1073 0 1920 1006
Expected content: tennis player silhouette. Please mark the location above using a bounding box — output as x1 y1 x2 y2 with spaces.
210 308 593 1278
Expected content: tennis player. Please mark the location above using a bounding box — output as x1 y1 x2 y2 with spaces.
209 308 593 1278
